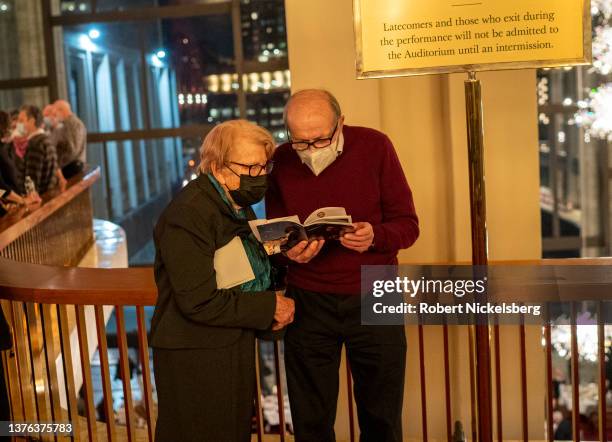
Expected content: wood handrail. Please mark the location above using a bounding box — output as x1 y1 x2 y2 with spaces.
0 167 101 250
0 256 610 306
0 257 156 305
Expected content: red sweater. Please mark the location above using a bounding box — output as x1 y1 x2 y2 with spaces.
266 125 419 295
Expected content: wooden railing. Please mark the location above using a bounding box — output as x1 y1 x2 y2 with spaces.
1 259 611 441
0 172 610 441
0 168 99 266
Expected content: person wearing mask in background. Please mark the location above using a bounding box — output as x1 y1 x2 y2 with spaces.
266 89 419 442
51 100 86 179
42 104 57 132
42 104 68 190
7 105 58 196
0 111 41 214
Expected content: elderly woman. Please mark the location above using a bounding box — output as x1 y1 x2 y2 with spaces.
150 120 294 442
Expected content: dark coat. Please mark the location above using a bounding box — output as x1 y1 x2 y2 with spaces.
149 173 276 349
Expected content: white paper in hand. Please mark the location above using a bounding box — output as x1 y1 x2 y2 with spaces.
214 236 256 289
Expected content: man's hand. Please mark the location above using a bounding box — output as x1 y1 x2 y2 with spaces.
24 191 42 205
285 239 325 263
340 222 374 253
272 291 295 330
56 168 67 192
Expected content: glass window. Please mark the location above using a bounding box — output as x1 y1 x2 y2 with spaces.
62 23 147 133
95 0 230 11
0 87 49 111
87 137 183 264
246 89 289 142
0 0 47 80
240 0 287 63
87 141 111 220
537 6 612 256
55 0 92 15
144 15 236 128
52 0 290 266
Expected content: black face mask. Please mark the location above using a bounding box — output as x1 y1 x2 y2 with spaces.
228 174 268 207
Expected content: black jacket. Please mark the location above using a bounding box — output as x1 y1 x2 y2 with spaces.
150 174 276 349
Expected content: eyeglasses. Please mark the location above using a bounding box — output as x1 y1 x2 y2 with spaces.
287 121 339 152
226 160 274 177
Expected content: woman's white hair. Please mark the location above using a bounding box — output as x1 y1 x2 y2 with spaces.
199 119 275 174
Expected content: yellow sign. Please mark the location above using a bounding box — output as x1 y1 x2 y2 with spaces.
354 0 592 78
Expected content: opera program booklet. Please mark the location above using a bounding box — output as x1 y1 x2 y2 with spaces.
249 207 355 255
213 236 255 289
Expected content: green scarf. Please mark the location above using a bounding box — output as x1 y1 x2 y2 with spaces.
207 174 271 292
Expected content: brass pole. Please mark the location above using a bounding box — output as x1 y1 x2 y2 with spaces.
464 71 493 442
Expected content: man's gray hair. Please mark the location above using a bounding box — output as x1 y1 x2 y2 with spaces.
283 89 342 127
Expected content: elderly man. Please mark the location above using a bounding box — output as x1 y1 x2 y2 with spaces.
8 105 57 195
266 89 419 442
42 104 56 132
51 100 86 178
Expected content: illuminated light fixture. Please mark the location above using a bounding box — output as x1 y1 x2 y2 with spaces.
562 97 573 106
251 12 258 20
221 73 232 93
88 28 101 39
156 50 166 59
0 3 9 12
557 131 566 143
201 94 208 104
195 94 201 104
575 83 612 142
208 75 219 93
79 2 87 11
78 34 96 52
151 54 164 68
187 94 194 104
591 25 612 75
261 71 272 90
591 0 612 20
551 323 611 363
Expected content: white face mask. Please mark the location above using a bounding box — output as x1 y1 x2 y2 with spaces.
14 123 26 137
43 117 55 129
297 133 344 176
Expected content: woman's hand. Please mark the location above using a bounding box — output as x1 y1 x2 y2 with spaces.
272 291 295 330
285 240 325 263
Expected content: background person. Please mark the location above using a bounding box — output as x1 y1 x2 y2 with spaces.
7 105 57 195
150 119 294 442
0 111 20 197
266 89 419 442
42 104 57 132
51 99 86 178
